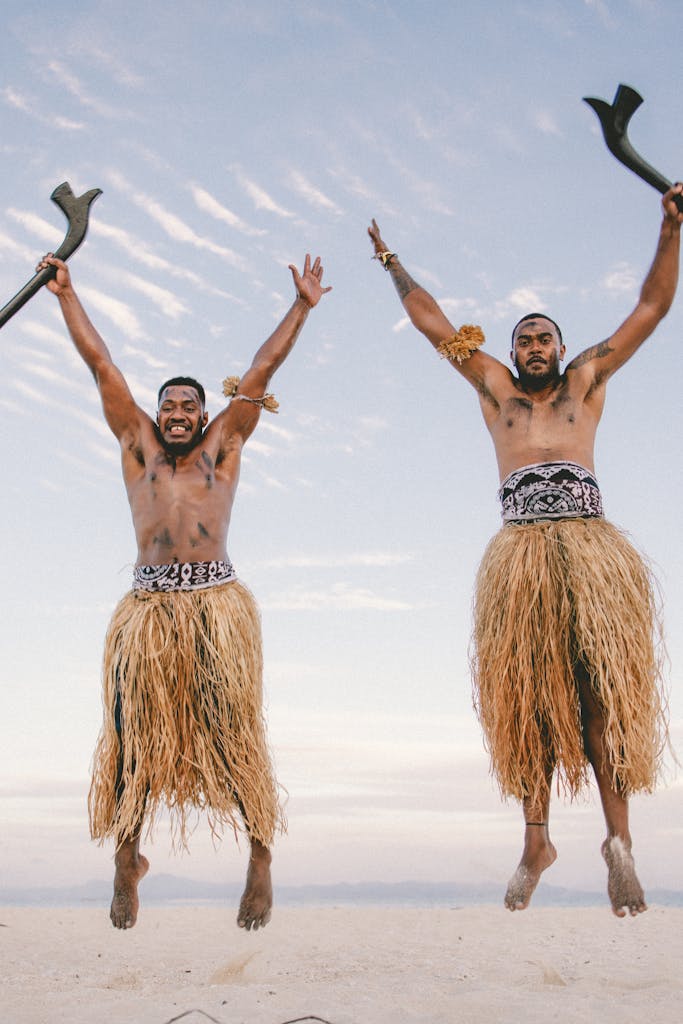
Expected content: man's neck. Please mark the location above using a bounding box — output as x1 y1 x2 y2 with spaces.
515 373 564 399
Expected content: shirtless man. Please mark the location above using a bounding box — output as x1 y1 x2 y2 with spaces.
368 184 682 916
40 251 331 930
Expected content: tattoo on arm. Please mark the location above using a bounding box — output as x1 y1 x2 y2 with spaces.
389 262 420 301
567 339 614 370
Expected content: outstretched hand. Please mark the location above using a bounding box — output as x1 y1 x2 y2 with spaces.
662 183 683 224
36 253 72 296
367 218 390 255
289 254 332 308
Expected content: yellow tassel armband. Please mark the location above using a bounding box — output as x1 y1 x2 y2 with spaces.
222 375 279 414
437 324 485 364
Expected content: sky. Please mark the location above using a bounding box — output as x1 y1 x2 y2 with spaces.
1 0 682 902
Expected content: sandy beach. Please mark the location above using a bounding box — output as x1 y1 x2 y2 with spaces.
1 904 682 1024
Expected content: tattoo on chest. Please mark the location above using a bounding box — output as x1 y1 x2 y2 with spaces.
197 451 214 488
503 388 577 428
504 397 532 428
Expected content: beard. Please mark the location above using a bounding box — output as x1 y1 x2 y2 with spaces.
155 423 205 458
515 351 561 390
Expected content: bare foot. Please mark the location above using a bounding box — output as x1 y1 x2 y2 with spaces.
110 853 149 929
505 828 557 911
602 836 647 918
237 842 272 931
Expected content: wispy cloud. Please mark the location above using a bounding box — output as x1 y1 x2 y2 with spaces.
121 344 168 370
287 170 342 215
347 121 455 216
500 286 545 314
91 220 244 302
53 446 117 479
1 86 84 131
391 315 411 333
80 284 145 341
46 61 130 120
327 167 370 202
231 165 295 219
17 321 88 373
6 208 65 248
258 420 297 442
3 86 31 113
0 228 36 261
17 361 90 395
244 438 276 458
10 376 113 441
72 44 144 89
120 271 189 320
105 171 249 271
84 438 119 465
190 185 266 237
533 109 562 136
603 262 638 293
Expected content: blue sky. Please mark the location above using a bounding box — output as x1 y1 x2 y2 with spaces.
1 0 682 899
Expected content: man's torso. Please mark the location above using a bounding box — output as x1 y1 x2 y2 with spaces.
482 368 605 482
121 416 241 566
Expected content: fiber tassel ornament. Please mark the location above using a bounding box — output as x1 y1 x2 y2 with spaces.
222 375 279 413
437 325 485 364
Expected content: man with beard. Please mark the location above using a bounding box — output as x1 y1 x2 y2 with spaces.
39 251 331 931
367 183 682 917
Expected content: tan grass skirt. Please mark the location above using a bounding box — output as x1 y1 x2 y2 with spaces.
88 580 282 848
472 517 666 807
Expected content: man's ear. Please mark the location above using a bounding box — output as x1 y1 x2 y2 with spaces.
559 343 566 362
202 410 209 427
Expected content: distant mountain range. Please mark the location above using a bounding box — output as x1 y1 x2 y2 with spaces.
2 875 682 908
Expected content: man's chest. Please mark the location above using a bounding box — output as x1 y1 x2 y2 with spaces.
498 387 584 438
126 443 236 509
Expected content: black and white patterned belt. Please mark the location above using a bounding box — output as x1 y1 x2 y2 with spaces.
132 559 237 592
498 461 604 524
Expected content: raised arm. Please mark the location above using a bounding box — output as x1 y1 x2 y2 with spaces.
39 255 143 445
219 254 331 442
566 184 683 383
367 219 508 399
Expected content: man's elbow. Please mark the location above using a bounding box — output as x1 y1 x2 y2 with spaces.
644 295 674 324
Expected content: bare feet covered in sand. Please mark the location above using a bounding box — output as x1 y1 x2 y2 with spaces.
505 826 557 911
602 836 647 917
110 851 149 930
238 841 272 931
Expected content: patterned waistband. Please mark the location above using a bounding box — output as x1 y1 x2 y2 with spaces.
498 461 604 524
132 559 238 592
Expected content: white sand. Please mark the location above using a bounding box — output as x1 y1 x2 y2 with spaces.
1 904 682 1024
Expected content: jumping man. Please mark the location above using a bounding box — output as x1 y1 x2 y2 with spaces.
368 184 682 916
40 251 331 931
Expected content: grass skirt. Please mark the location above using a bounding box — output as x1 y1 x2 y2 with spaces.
472 517 666 806
89 580 282 848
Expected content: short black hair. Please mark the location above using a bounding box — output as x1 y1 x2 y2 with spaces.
157 376 206 407
511 313 563 348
